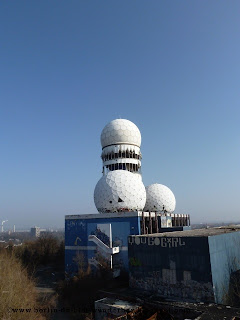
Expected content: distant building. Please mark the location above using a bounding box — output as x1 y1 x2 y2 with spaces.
30 226 40 238
128 226 240 304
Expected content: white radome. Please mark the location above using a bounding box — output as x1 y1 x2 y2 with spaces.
144 183 176 213
94 170 146 213
101 119 141 148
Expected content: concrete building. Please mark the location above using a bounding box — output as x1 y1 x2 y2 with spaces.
30 226 41 238
128 226 240 304
65 212 190 276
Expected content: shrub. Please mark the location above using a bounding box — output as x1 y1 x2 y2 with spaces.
14 235 64 273
0 250 45 320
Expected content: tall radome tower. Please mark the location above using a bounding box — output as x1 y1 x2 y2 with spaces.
94 119 146 213
100 119 142 177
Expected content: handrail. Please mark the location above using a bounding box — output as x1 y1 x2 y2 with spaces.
88 235 120 254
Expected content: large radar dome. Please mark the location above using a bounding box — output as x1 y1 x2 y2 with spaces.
144 183 176 213
94 170 146 213
101 119 141 148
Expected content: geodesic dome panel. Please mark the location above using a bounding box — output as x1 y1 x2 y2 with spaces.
144 183 176 213
94 170 146 213
101 119 141 148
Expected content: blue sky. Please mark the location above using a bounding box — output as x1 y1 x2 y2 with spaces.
0 1 239 228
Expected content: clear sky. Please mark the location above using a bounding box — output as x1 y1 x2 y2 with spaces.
0 1 239 229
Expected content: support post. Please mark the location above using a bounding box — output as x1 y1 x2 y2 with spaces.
142 211 146 235
149 213 153 234
155 212 159 233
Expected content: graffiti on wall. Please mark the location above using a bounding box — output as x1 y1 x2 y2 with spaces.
66 219 86 231
129 237 186 248
74 237 82 245
129 275 214 302
160 216 172 228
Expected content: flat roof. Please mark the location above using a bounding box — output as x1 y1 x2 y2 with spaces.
65 212 186 220
132 226 240 238
65 211 141 219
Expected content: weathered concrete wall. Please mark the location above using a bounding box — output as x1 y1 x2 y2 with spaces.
129 275 214 302
128 235 214 302
209 231 240 304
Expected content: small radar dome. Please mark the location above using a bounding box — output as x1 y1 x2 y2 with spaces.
101 119 141 148
144 183 176 213
94 170 146 213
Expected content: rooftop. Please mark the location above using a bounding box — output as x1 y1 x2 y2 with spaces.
95 297 140 311
65 212 188 220
132 225 240 238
